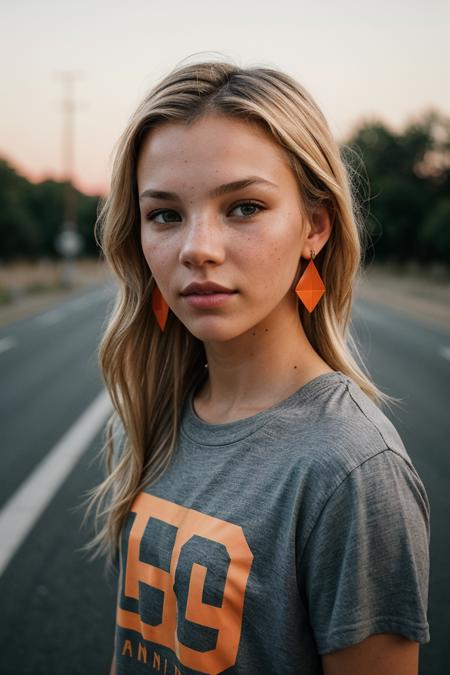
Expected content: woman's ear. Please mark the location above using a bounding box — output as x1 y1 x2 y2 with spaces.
301 205 333 258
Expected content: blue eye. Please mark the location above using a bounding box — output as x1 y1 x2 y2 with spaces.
146 201 264 224
146 209 181 224
230 201 264 218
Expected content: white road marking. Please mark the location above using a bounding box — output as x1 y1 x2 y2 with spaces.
0 337 16 354
440 346 450 361
66 287 113 311
0 388 113 577
34 308 66 325
30 286 114 326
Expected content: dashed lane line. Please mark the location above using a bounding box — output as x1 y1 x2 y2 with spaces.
439 346 450 361
0 337 16 354
28 286 113 327
34 308 66 325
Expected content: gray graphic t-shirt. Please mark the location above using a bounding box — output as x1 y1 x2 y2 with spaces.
112 371 430 674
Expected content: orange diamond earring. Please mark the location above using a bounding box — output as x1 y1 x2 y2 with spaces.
295 249 325 313
151 284 170 331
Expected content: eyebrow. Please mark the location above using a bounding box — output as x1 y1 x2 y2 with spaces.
139 176 277 201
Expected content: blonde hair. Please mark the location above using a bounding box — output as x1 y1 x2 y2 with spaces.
78 56 403 574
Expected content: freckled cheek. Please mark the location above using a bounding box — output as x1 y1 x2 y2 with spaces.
140 236 155 269
252 242 298 283
251 242 298 297
239 245 278 298
140 235 173 281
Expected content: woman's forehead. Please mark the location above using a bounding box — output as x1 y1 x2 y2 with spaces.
137 115 294 190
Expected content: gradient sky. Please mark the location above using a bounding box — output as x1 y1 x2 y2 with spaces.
1 0 449 195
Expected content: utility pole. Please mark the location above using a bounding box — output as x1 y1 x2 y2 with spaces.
54 70 84 286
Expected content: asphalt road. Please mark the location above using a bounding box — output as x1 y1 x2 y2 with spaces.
0 282 448 674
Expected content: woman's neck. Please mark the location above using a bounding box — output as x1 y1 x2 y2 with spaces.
193 312 333 424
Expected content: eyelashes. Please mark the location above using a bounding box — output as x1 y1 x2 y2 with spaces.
145 200 265 224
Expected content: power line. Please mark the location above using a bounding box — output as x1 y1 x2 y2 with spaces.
56 70 83 226
54 71 84 284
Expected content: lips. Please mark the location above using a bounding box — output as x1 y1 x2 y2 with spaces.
183 291 238 308
181 281 236 295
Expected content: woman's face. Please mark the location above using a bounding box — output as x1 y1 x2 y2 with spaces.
137 113 319 342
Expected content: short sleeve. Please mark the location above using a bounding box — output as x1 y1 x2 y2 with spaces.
297 449 431 655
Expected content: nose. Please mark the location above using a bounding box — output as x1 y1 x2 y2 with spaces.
178 216 226 267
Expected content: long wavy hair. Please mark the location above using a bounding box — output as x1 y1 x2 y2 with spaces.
78 56 402 574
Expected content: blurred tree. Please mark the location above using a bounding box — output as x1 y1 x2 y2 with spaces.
344 108 450 267
419 199 450 261
28 179 66 256
77 192 102 257
1 109 449 267
0 159 103 261
0 160 41 259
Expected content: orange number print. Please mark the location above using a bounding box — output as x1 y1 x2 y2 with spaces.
116 492 254 674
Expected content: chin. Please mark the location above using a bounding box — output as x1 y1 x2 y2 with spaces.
184 319 245 343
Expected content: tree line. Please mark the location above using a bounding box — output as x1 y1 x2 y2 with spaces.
0 161 100 261
1 109 449 267
344 109 450 268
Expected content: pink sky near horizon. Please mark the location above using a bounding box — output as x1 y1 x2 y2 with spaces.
1 0 449 197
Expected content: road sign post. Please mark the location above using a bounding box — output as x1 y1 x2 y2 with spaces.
54 226 84 286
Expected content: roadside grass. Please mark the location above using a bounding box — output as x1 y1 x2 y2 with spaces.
0 258 111 307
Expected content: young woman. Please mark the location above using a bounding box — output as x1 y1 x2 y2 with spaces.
82 59 430 675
